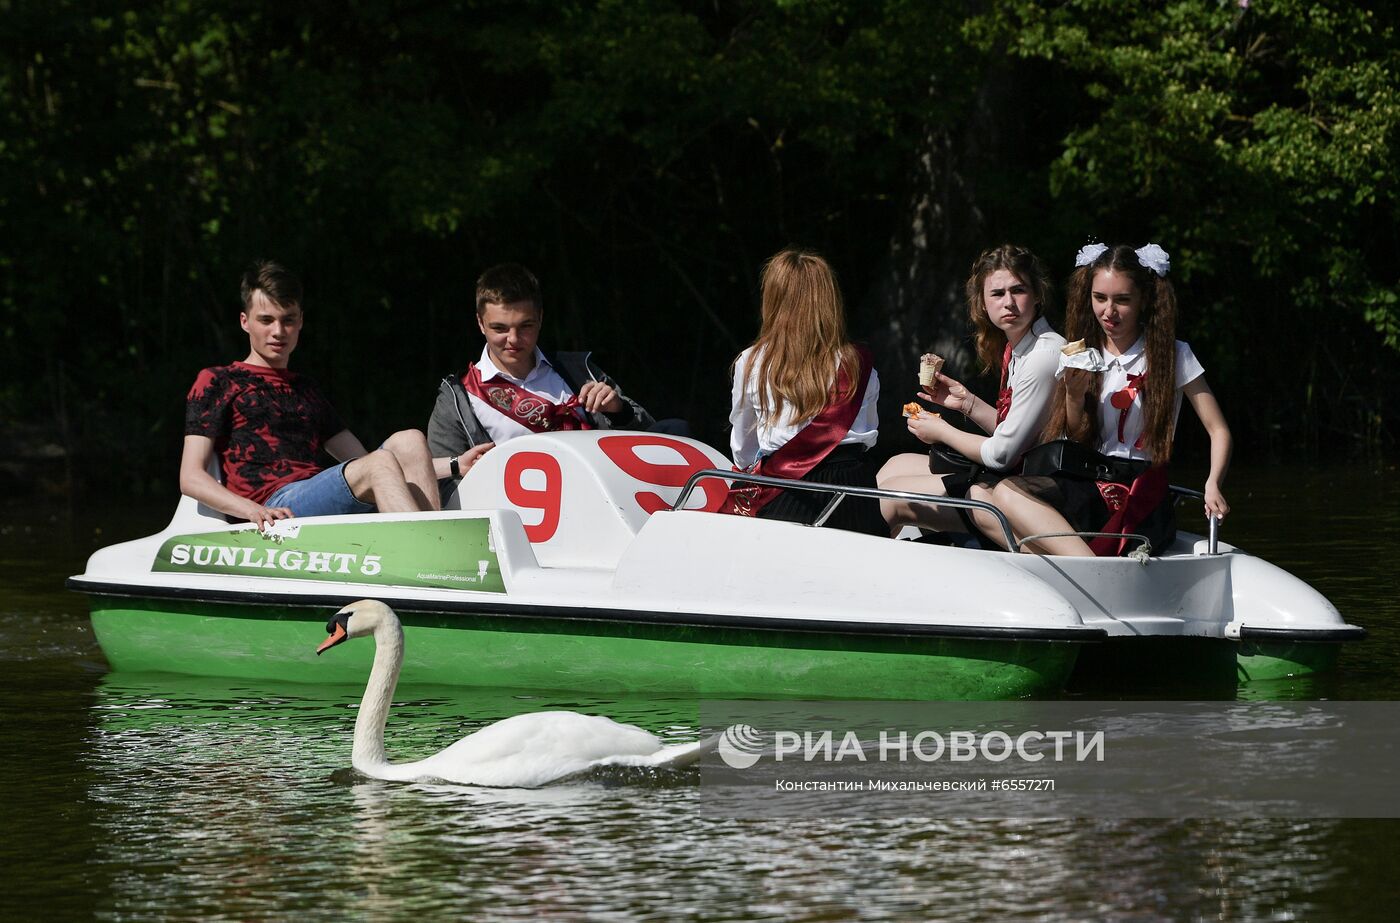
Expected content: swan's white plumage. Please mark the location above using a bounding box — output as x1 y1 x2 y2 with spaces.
322 600 714 787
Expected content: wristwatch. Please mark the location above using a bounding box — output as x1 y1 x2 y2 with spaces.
449 455 461 478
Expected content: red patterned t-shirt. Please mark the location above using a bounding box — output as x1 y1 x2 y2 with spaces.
184 362 346 504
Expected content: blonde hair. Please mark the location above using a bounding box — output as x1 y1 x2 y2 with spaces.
741 249 860 426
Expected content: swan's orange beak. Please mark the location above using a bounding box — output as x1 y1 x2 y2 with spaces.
317 623 348 655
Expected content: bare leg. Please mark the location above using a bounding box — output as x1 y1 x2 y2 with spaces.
343 450 419 513
991 479 1094 556
381 429 439 511
967 482 1012 549
876 452 933 488
879 473 965 534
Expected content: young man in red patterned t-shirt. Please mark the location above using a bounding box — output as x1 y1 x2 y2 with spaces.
178 260 490 529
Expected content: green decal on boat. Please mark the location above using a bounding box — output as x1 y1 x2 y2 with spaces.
152 519 505 592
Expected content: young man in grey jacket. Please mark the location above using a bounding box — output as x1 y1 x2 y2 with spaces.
427 263 665 496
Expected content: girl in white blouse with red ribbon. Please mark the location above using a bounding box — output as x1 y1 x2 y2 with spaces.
878 244 1063 541
993 242 1232 556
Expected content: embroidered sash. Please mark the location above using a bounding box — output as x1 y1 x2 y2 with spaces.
1090 464 1168 556
722 346 873 518
461 364 593 434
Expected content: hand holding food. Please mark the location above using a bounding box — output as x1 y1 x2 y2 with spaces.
1056 339 1106 378
918 353 944 387
920 372 974 416
1063 367 1092 401
906 409 944 444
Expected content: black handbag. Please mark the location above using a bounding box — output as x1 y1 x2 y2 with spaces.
928 446 978 476
1021 438 1134 485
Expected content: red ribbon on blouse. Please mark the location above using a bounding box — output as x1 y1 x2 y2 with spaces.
1109 372 1146 448
1091 372 1162 555
995 342 1014 425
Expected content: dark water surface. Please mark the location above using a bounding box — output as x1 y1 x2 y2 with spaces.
4 462 1400 921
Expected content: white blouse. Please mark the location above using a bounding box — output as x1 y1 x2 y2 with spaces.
729 346 880 469
1096 338 1205 461
980 317 1065 469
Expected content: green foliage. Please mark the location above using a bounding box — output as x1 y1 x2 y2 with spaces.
4 1 972 463
962 0 1399 449
1 0 1396 494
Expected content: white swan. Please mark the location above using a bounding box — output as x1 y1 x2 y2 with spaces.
315 599 715 787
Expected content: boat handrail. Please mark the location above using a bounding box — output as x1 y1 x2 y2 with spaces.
674 470 1225 557
1020 486 1220 556
1169 484 1221 555
671 468 1019 550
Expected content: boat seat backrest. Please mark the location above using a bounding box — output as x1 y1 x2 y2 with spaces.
172 454 238 529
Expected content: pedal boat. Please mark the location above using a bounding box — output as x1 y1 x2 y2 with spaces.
66 431 1363 699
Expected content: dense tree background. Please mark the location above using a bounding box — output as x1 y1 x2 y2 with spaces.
2 0 1397 497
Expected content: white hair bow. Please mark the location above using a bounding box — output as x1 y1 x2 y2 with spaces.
1074 243 1108 267
1134 243 1171 276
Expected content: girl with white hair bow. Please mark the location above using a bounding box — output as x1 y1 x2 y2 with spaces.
992 243 1233 556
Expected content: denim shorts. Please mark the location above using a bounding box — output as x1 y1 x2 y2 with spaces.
265 462 375 517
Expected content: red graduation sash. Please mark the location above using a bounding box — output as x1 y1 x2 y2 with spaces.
722 346 873 517
461 363 594 433
1090 464 1168 556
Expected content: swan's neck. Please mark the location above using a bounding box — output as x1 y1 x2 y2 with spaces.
352 619 404 771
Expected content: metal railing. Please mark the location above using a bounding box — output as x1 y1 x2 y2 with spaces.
1169 485 1221 555
671 468 1018 550
670 469 1224 557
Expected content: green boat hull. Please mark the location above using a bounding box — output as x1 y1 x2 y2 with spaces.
1236 638 1340 682
1068 636 1342 693
87 597 1081 700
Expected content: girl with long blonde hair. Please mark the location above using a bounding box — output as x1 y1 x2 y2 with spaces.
726 248 884 533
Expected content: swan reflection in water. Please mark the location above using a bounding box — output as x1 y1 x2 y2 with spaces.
316 600 716 788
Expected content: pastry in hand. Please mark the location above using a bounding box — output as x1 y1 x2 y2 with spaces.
904 402 940 422
1056 341 1106 377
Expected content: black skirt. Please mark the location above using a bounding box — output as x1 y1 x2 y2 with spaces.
927 446 1018 499
928 451 1016 545
758 444 887 536
1013 473 1177 555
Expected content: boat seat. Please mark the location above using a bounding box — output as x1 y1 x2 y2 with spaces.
172 456 240 528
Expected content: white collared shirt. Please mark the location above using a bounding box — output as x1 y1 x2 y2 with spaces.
980 316 1065 469
729 346 880 469
467 346 579 444
1096 337 1204 460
